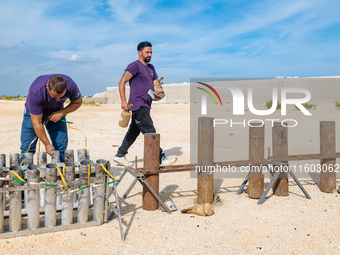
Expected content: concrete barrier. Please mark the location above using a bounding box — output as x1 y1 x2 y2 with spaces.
103 77 340 105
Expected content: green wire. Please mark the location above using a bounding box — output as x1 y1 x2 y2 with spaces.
12 179 26 183
104 180 119 186
60 119 73 124
44 117 73 124
79 185 90 190
41 183 56 187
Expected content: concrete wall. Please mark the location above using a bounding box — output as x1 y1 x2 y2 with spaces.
106 82 189 104
83 97 108 104
104 77 340 106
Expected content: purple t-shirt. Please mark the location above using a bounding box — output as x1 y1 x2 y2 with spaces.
126 60 158 111
25 74 81 119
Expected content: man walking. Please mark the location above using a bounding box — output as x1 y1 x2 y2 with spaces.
21 74 82 162
114 41 177 167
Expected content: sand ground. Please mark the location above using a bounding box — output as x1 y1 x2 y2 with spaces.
0 100 339 254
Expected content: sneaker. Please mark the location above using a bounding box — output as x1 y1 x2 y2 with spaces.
114 156 133 167
160 156 177 166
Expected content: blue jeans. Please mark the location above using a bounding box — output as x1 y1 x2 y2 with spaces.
117 106 165 162
20 109 68 162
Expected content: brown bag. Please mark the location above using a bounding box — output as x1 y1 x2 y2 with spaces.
118 104 133 128
153 77 164 101
181 203 214 216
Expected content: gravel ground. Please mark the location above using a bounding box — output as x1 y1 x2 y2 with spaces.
0 100 339 254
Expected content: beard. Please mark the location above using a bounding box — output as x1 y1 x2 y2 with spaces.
144 56 151 63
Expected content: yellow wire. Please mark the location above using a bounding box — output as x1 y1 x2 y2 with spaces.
68 123 87 149
88 164 91 186
11 170 26 183
100 163 117 180
55 166 67 192
37 168 50 184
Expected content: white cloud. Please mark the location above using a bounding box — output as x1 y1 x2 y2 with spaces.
0 43 17 50
0 0 340 96
65 54 100 62
107 0 145 24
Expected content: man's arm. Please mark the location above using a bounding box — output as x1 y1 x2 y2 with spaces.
48 97 82 122
118 71 133 111
30 113 55 155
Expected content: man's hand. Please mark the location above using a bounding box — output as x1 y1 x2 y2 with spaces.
45 144 55 155
48 111 64 122
154 92 165 101
121 101 129 111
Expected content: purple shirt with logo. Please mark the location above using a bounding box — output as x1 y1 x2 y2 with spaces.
25 74 81 119
126 60 158 111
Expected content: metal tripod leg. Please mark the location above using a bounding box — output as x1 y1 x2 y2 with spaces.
258 162 311 205
237 172 250 195
113 183 125 241
139 177 171 214
116 170 127 188
119 178 138 207
106 166 172 241
258 170 281 205
288 169 311 199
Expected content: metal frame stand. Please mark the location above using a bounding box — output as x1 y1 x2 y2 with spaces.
106 166 171 241
237 162 311 205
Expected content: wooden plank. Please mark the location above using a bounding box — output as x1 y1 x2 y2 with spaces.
0 220 101 239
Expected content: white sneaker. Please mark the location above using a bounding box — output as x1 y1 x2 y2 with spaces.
114 156 133 167
160 156 177 166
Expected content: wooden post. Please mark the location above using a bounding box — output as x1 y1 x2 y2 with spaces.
272 122 289 196
142 133 160 210
249 123 264 199
320 121 336 192
197 117 214 204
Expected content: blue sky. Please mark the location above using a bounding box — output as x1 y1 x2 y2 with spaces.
1 0 340 96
